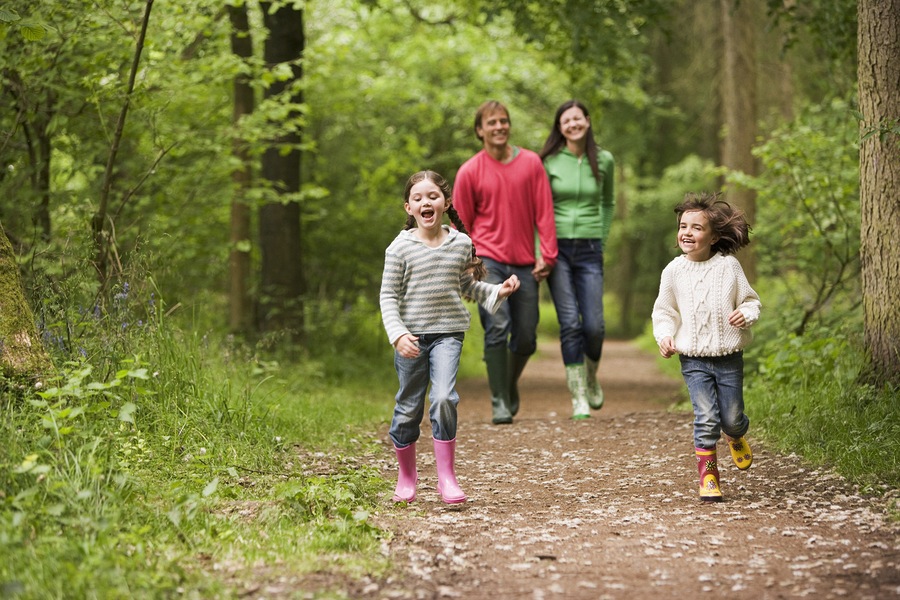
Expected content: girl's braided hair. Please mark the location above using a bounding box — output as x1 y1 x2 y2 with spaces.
675 192 751 256
403 170 487 281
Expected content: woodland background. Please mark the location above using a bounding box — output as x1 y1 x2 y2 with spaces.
0 0 898 597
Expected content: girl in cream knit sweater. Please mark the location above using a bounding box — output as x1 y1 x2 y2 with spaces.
652 192 761 502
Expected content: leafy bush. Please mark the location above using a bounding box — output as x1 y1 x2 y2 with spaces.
747 327 899 493
1 268 395 597
734 98 861 337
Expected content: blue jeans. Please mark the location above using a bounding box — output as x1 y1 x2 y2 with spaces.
679 352 750 449
478 258 540 355
390 333 464 447
547 239 605 365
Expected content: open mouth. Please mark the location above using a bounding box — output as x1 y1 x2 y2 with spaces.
421 208 435 220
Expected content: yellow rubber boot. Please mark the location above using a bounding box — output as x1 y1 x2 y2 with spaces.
726 436 753 470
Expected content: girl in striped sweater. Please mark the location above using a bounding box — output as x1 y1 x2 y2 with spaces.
380 170 520 504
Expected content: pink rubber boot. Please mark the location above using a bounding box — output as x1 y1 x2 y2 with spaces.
392 442 417 503
433 438 467 504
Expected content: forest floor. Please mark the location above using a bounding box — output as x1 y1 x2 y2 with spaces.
281 339 900 599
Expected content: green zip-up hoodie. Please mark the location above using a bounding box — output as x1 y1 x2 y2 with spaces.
543 147 615 240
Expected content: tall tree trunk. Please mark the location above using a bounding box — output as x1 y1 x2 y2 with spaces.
0 222 52 381
858 0 900 386
719 0 758 281
258 2 305 336
777 0 795 122
228 3 254 335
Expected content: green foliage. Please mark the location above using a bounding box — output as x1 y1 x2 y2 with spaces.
1 256 395 597
303 0 574 302
734 99 861 337
747 326 900 493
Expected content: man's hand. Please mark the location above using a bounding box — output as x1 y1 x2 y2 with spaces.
532 257 552 282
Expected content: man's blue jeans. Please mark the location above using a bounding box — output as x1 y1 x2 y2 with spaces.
679 352 750 449
547 239 605 365
389 333 464 447
478 258 540 355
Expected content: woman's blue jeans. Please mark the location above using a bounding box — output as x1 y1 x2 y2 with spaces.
679 352 750 449
547 239 605 365
389 333 464 447
478 258 540 355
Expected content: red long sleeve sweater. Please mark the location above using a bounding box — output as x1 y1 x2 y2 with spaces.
453 148 558 268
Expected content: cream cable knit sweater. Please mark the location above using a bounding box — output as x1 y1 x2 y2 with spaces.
652 253 761 357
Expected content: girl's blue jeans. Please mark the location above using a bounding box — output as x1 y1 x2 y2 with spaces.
547 239 606 365
478 258 540 355
389 332 464 448
679 352 750 449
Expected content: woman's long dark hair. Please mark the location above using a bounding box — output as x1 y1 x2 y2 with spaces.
538 99 603 183
402 170 487 281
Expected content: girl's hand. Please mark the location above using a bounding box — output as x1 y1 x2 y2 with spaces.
728 309 747 328
498 274 521 298
658 336 677 358
394 334 420 358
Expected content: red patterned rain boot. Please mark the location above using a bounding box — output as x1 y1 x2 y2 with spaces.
392 442 417 503
696 447 723 502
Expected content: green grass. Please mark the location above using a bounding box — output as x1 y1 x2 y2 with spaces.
0 291 398 599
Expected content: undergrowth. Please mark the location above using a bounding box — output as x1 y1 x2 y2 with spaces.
1 281 396 599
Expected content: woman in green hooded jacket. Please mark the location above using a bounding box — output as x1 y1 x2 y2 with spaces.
539 100 615 420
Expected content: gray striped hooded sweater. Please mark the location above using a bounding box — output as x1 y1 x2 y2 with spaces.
380 226 503 346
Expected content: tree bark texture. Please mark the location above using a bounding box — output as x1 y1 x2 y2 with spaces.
857 0 900 385
228 3 255 334
719 0 758 281
258 2 305 335
0 222 52 380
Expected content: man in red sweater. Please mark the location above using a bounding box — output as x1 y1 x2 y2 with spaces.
453 100 558 424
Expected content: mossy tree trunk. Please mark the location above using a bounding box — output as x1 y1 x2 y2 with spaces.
0 222 53 381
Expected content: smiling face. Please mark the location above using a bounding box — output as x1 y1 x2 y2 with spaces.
476 108 510 151
405 178 449 235
678 210 719 261
559 105 590 148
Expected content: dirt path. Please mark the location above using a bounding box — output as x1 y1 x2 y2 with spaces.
358 339 899 600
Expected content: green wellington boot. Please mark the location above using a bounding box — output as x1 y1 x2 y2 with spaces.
565 364 591 420
507 351 530 417
585 356 604 410
484 347 513 424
